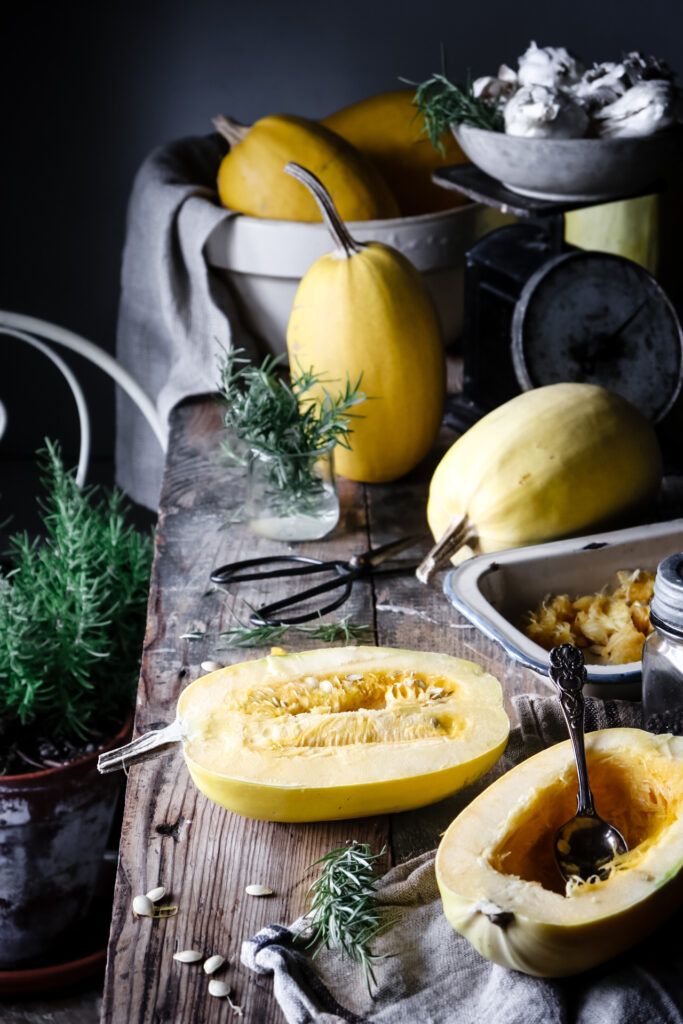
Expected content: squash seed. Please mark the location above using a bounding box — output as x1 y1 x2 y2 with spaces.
319 680 334 693
246 884 273 896
344 674 362 681
203 954 226 974
132 894 154 917
173 949 203 963
201 660 223 673
146 886 166 903
208 979 230 998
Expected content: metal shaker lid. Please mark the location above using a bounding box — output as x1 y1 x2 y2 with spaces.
651 552 683 631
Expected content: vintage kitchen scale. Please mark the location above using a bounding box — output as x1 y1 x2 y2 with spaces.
433 164 683 462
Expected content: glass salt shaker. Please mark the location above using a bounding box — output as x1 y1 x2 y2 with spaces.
642 552 683 734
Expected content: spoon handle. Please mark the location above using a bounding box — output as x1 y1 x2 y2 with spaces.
97 721 182 774
549 645 595 815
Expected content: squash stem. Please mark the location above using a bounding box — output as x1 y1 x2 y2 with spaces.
213 115 250 147
284 162 364 257
416 514 476 583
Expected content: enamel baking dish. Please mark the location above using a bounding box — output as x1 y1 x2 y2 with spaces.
443 518 683 698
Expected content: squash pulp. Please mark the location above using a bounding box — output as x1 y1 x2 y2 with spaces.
178 647 509 822
436 728 683 976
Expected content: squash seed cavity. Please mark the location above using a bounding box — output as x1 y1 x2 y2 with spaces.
204 670 464 750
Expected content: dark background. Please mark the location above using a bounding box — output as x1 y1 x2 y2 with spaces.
2 0 682 478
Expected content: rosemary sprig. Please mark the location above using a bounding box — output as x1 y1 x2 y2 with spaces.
304 841 391 993
184 614 371 648
407 72 504 151
298 618 371 644
219 349 365 460
216 620 288 648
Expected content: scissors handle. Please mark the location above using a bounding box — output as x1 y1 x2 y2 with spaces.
211 555 338 585
251 563 418 626
252 571 355 626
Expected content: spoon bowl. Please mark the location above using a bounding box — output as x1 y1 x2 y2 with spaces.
555 810 628 882
549 644 628 882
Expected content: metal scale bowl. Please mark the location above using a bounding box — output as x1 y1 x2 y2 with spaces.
434 164 683 457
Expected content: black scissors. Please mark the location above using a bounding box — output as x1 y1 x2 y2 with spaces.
210 536 420 625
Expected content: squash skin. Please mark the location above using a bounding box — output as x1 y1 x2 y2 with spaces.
287 241 445 483
322 89 470 216
177 646 509 822
565 195 659 273
217 114 400 222
436 729 683 977
427 383 662 563
184 739 508 823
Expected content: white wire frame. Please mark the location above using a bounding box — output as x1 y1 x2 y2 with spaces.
0 311 166 488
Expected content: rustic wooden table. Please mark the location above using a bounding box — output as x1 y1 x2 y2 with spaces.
99 392 548 1024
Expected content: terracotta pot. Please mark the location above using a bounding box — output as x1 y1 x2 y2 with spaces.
0 717 131 968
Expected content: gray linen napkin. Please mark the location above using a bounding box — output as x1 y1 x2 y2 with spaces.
242 695 683 1024
115 134 258 510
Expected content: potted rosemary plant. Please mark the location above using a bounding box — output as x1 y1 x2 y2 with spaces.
0 442 153 968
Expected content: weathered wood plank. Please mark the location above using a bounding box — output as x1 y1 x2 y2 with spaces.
101 402 390 1024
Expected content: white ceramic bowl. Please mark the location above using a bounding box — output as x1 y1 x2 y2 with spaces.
443 518 683 698
205 204 511 355
452 123 683 202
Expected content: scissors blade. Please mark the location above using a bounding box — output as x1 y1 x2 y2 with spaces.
359 535 422 569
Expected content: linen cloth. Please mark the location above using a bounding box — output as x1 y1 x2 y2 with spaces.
241 695 683 1024
115 134 258 510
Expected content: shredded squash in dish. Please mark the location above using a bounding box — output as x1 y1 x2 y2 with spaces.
521 569 655 664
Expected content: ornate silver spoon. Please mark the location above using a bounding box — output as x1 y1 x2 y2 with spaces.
549 644 627 882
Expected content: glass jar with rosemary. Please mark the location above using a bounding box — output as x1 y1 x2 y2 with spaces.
219 350 364 541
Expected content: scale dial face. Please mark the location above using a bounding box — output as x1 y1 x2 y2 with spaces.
511 251 683 422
